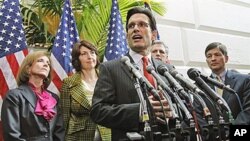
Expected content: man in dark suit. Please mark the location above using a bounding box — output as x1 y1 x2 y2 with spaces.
90 7 174 141
204 42 250 125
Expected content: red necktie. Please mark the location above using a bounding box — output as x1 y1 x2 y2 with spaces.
142 56 155 88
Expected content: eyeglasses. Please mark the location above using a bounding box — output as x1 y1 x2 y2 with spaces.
127 22 149 30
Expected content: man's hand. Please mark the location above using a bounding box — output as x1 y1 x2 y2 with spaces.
148 95 173 124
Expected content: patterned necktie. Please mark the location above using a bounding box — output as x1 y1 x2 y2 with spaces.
142 56 155 88
216 76 223 96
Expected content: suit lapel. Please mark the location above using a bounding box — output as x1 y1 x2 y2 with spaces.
70 73 91 109
20 85 37 108
223 71 237 101
120 55 138 82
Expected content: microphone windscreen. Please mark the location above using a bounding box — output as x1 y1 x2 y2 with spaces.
146 65 155 72
169 69 178 76
187 68 200 80
157 65 168 75
121 56 130 63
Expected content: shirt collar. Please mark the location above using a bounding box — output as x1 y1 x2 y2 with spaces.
129 49 152 65
211 69 227 82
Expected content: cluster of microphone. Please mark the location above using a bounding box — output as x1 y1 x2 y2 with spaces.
121 56 236 141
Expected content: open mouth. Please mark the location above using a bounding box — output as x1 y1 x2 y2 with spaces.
132 35 142 41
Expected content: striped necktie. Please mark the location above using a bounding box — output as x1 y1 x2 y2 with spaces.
216 76 223 96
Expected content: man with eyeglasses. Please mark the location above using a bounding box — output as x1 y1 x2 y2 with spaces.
90 7 175 140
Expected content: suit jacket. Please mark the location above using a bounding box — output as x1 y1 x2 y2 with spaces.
1 84 65 141
90 56 174 141
60 72 111 141
195 70 250 126
222 70 250 124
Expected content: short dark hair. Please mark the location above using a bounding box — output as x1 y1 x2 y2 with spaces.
205 42 228 56
71 39 100 72
125 7 157 32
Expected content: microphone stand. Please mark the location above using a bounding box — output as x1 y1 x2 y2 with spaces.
198 81 232 140
135 77 154 141
184 82 227 141
127 77 157 141
194 83 231 141
131 77 172 141
157 81 195 141
140 82 178 141
191 90 219 141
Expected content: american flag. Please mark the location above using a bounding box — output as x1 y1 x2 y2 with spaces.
103 0 128 61
0 0 28 139
49 0 79 94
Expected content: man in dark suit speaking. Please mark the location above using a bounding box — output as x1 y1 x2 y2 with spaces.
90 7 174 141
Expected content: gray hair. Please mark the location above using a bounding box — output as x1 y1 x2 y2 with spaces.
152 40 169 54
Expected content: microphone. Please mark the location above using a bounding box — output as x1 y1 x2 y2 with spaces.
155 65 193 120
146 65 178 119
146 65 172 97
157 65 191 103
170 69 204 95
187 68 231 112
199 71 243 111
121 56 160 101
200 73 235 93
169 69 211 117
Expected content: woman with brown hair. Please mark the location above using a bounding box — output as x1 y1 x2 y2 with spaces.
60 40 111 141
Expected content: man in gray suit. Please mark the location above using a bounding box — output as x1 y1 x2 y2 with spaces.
90 7 174 140
204 42 250 125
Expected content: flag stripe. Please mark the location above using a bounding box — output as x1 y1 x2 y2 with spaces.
0 57 17 91
47 77 60 94
0 49 27 97
6 52 20 78
15 49 28 65
51 54 68 80
0 69 9 97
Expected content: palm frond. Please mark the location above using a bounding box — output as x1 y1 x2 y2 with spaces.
31 0 63 16
20 0 166 58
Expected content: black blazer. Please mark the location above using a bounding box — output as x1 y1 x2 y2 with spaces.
90 55 173 141
1 84 65 141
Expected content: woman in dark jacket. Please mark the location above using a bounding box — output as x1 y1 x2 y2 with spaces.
1 51 65 141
